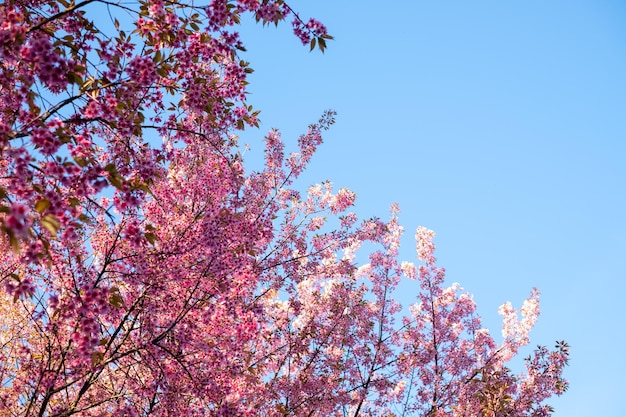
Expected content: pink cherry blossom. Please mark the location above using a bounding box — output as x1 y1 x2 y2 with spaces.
0 2 567 416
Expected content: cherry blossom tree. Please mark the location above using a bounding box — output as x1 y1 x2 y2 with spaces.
0 1 568 416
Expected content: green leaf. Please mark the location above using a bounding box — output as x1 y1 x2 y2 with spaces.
145 232 158 246
109 287 124 308
41 214 61 237
6 229 20 253
318 37 327 53
70 72 83 85
104 163 117 174
108 175 123 190
34 199 50 214
91 351 104 367
73 156 88 167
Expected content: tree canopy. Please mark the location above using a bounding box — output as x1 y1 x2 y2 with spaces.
0 1 567 416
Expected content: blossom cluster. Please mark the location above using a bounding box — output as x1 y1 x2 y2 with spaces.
0 1 567 416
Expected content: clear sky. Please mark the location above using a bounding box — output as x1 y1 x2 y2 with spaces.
236 1 626 415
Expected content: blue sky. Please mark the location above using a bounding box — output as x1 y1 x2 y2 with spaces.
237 1 626 415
